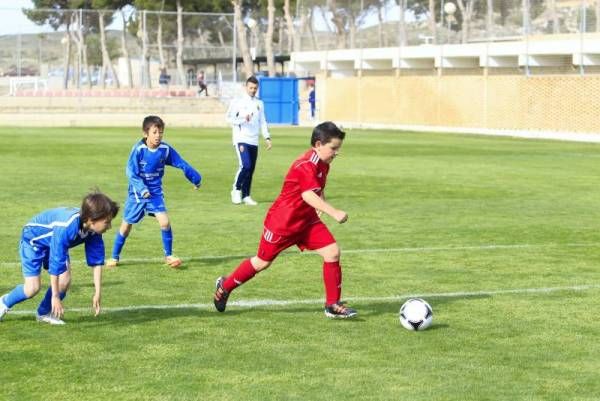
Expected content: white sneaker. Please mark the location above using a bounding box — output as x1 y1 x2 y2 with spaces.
231 189 242 204
36 313 65 325
0 295 9 321
242 196 258 206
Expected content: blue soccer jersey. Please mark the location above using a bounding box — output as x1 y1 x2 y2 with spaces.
21 207 105 275
126 139 201 199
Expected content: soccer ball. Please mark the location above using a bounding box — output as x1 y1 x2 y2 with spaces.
399 298 433 331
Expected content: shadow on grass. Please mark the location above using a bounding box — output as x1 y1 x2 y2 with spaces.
355 293 491 317
73 280 126 289
112 255 249 268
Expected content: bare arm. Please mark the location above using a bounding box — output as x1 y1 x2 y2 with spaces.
301 190 348 223
91 266 102 316
50 274 64 318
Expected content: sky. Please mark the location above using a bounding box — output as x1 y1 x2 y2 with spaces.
0 0 409 36
0 0 126 35
0 0 43 35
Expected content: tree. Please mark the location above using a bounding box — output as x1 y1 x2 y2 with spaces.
92 0 129 88
456 0 475 43
119 7 134 87
24 0 78 88
283 0 298 52
265 0 276 76
232 0 253 78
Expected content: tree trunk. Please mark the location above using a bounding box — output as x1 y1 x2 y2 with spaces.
140 10 150 88
232 0 254 78
176 0 186 86
549 0 559 34
397 0 406 46
70 12 89 88
456 0 474 43
283 0 296 52
377 2 386 47
328 0 347 49
62 23 71 89
307 7 319 50
158 0 166 67
597 0 600 32
157 13 166 68
348 9 357 49
523 0 529 33
218 30 226 48
429 0 437 44
277 17 283 54
120 9 133 88
486 0 493 38
265 0 276 76
99 11 120 88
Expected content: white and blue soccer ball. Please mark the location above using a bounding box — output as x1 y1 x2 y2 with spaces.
399 298 433 331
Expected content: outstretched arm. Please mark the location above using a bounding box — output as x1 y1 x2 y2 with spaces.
167 146 202 188
301 190 348 224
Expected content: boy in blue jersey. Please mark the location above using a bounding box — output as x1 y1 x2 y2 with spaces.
107 115 202 269
0 191 119 325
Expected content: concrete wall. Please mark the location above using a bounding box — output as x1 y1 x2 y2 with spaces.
0 96 228 127
319 74 600 135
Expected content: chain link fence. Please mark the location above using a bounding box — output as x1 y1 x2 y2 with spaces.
1 1 600 97
0 7 235 97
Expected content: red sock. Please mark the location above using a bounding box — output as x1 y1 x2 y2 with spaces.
223 259 257 292
323 261 342 306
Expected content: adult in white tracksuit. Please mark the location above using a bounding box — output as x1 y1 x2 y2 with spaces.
227 76 272 205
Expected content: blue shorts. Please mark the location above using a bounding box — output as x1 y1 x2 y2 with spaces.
19 240 69 277
123 193 167 224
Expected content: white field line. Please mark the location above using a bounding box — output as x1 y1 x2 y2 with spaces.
8 283 600 316
1 242 599 268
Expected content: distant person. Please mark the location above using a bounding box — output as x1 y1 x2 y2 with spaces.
107 115 202 269
226 76 271 206
308 84 316 119
197 70 208 96
159 67 170 88
213 121 357 319
0 191 120 325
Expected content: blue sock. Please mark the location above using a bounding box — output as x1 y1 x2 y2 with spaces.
3 284 28 308
112 231 128 260
161 227 173 257
37 288 66 316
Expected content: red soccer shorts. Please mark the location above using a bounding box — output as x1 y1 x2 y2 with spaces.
257 221 336 262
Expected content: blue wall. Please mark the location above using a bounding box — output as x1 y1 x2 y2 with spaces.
259 77 298 125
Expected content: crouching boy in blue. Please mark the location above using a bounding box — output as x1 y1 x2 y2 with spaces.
0 191 119 325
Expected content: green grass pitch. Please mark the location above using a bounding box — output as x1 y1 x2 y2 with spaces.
1 126 600 400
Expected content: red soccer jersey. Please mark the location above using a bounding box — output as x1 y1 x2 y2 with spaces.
264 149 330 236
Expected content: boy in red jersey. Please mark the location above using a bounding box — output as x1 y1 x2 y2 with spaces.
213 121 356 318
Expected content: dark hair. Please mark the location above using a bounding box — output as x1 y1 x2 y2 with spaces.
246 76 259 85
80 191 119 223
142 115 165 133
311 121 346 146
